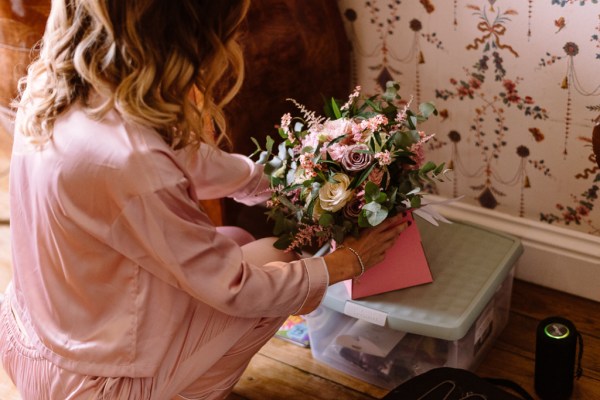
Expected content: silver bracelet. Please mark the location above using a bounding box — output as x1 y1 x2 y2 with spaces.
338 245 365 278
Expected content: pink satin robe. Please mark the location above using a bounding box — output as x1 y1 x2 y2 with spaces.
2 102 328 398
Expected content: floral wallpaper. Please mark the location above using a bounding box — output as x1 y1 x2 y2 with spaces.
337 0 600 236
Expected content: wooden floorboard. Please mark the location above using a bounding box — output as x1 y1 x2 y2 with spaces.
0 275 598 399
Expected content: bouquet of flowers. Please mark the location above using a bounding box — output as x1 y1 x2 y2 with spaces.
251 82 449 254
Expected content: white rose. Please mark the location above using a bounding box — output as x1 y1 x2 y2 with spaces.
319 173 354 212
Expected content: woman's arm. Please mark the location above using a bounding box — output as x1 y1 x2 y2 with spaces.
323 216 409 284
183 145 271 205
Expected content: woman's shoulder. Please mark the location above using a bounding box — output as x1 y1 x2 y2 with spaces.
53 103 186 194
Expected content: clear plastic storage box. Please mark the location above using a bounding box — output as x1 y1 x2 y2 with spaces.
305 218 523 389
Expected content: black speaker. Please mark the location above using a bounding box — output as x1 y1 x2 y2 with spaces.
534 317 578 399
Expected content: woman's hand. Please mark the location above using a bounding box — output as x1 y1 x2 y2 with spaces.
322 215 409 284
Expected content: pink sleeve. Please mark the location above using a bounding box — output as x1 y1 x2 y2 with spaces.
107 179 328 317
182 146 271 206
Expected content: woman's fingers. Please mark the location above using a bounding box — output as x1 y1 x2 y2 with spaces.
368 220 408 246
327 216 413 283
351 219 409 270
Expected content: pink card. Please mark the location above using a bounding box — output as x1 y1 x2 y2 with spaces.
344 213 432 299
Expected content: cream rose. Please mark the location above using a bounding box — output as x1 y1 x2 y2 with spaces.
319 173 354 212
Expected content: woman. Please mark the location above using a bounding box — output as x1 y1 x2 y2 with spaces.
0 1 407 399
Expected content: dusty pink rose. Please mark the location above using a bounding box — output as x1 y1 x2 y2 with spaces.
342 144 373 171
343 197 363 220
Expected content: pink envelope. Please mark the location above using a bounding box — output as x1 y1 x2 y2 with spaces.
344 213 433 299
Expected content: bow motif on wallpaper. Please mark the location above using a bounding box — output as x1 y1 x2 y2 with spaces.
467 21 519 58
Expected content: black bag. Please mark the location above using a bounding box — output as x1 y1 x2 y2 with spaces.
383 367 534 400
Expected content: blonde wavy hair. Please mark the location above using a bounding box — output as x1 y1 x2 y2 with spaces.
15 0 250 149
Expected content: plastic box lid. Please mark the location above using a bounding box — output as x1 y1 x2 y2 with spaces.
321 217 523 341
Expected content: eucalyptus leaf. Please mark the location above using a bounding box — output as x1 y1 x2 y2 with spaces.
257 150 269 164
358 213 370 228
408 115 418 130
419 102 437 118
267 158 283 170
376 192 388 203
251 136 261 149
286 168 297 186
364 181 379 200
278 141 288 160
382 81 400 102
362 202 388 226
266 135 274 153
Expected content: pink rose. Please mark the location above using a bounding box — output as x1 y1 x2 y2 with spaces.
343 197 363 220
342 144 373 171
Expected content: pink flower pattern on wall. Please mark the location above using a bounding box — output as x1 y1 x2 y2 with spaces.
338 0 600 235
435 5 548 216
